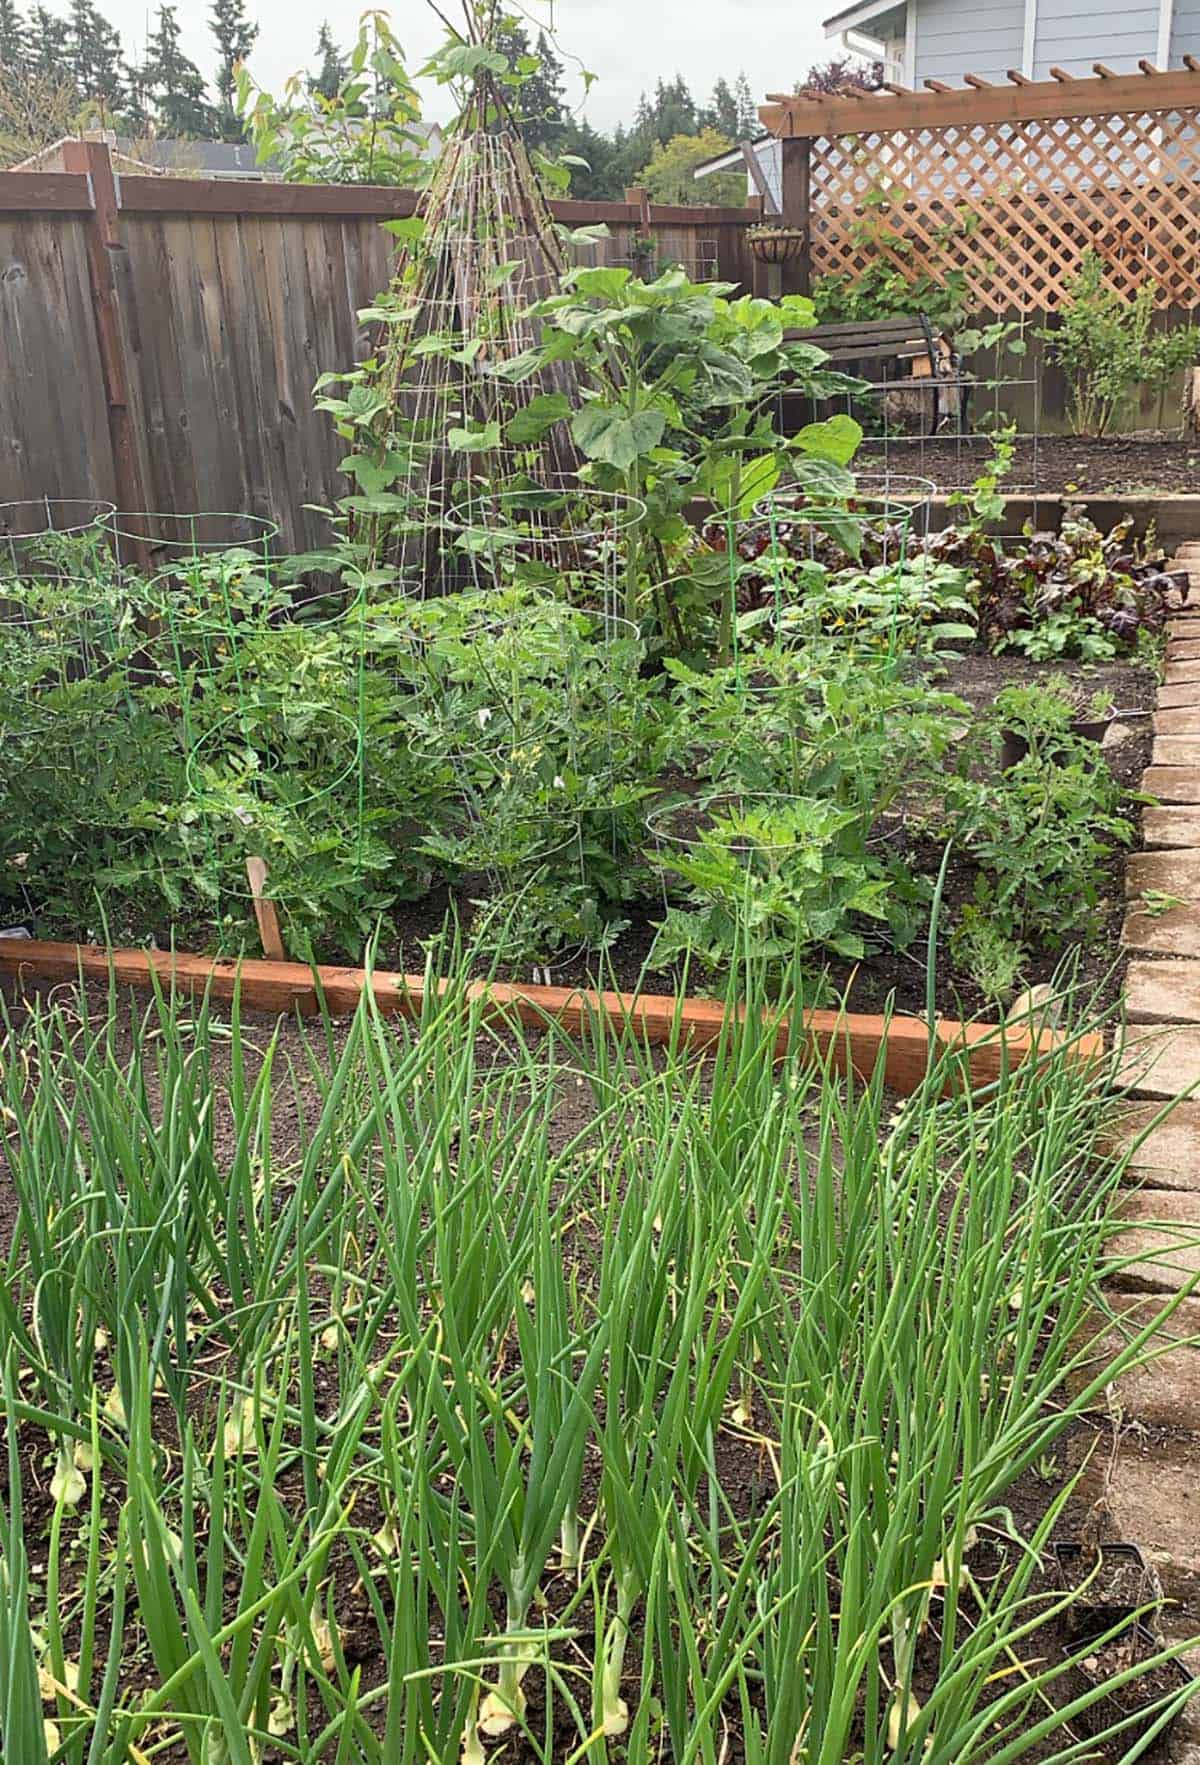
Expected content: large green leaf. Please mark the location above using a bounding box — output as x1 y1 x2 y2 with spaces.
567 266 634 303
726 295 784 357
506 393 571 445
736 453 782 518
792 414 863 468
381 217 425 244
435 44 507 78
447 421 501 453
778 293 817 330
571 405 665 471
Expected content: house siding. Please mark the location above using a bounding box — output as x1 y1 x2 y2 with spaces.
1032 0 1161 76
912 0 1025 83
757 139 784 211
1171 0 1200 64
906 0 1179 83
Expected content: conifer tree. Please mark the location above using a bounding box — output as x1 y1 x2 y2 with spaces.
141 2 216 136
25 3 68 77
67 0 125 109
210 0 256 136
703 76 739 140
309 21 346 100
733 72 758 137
0 0 25 67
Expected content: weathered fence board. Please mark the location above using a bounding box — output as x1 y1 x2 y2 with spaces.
0 214 113 509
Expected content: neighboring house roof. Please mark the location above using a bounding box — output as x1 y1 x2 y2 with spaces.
10 135 158 174
125 139 268 177
692 135 783 213
14 121 445 183
822 0 905 33
135 124 444 179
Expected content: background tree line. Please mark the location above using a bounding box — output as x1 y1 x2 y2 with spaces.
0 1 875 196
492 27 878 205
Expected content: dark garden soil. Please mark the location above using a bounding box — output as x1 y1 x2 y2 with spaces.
856 433 1200 497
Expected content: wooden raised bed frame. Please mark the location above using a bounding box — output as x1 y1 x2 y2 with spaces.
0 939 1103 1098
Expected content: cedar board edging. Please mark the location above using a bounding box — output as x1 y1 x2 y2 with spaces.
0 938 1102 1098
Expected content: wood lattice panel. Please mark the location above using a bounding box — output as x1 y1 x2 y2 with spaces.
809 106 1200 312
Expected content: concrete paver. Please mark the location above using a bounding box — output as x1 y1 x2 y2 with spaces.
1127 850 1200 900
1123 903 1200 956
1141 768 1200 804
1110 1190 1200 1294
1143 807 1200 848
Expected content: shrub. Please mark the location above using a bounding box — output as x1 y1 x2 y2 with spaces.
1049 251 1199 435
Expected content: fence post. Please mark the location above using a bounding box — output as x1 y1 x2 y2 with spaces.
779 136 812 299
59 139 149 529
623 184 653 230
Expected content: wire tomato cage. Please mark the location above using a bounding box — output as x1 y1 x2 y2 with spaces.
0 499 118 586
391 584 648 971
646 788 829 924
0 573 147 739
442 480 645 617
98 509 281 571
0 496 116 539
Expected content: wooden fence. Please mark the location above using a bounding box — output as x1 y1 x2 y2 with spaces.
761 63 1200 314
0 143 759 552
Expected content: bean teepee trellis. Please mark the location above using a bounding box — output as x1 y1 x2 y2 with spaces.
355 0 584 592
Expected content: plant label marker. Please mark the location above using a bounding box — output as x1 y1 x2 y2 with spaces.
245 858 286 962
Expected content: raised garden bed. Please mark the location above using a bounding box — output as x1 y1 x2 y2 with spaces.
0 934 1106 1097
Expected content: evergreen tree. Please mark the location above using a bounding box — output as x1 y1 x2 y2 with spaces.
309 22 346 100
25 4 69 77
525 27 565 147
733 72 758 137
647 76 697 143
67 0 125 109
0 0 25 68
210 0 256 131
560 115 621 199
124 57 151 134
141 3 217 136
702 77 740 140
491 20 566 149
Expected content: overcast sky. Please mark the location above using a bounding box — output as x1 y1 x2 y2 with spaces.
97 0 830 133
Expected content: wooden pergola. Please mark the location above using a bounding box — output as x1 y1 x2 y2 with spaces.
757 62 1200 311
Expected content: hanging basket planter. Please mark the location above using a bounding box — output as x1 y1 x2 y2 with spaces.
746 224 807 265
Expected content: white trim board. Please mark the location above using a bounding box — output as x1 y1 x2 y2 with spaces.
1158 0 1175 71
823 0 906 38
1022 0 1037 76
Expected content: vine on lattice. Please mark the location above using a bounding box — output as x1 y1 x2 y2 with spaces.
809 107 1200 312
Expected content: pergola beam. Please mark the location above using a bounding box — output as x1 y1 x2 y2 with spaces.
759 61 1200 137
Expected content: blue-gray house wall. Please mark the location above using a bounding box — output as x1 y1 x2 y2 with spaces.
828 0 1200 84
912 0 1024 83
1031 0 1162 78
1172 0 1200 64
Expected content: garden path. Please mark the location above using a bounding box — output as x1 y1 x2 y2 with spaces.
1108 541 1200 1757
